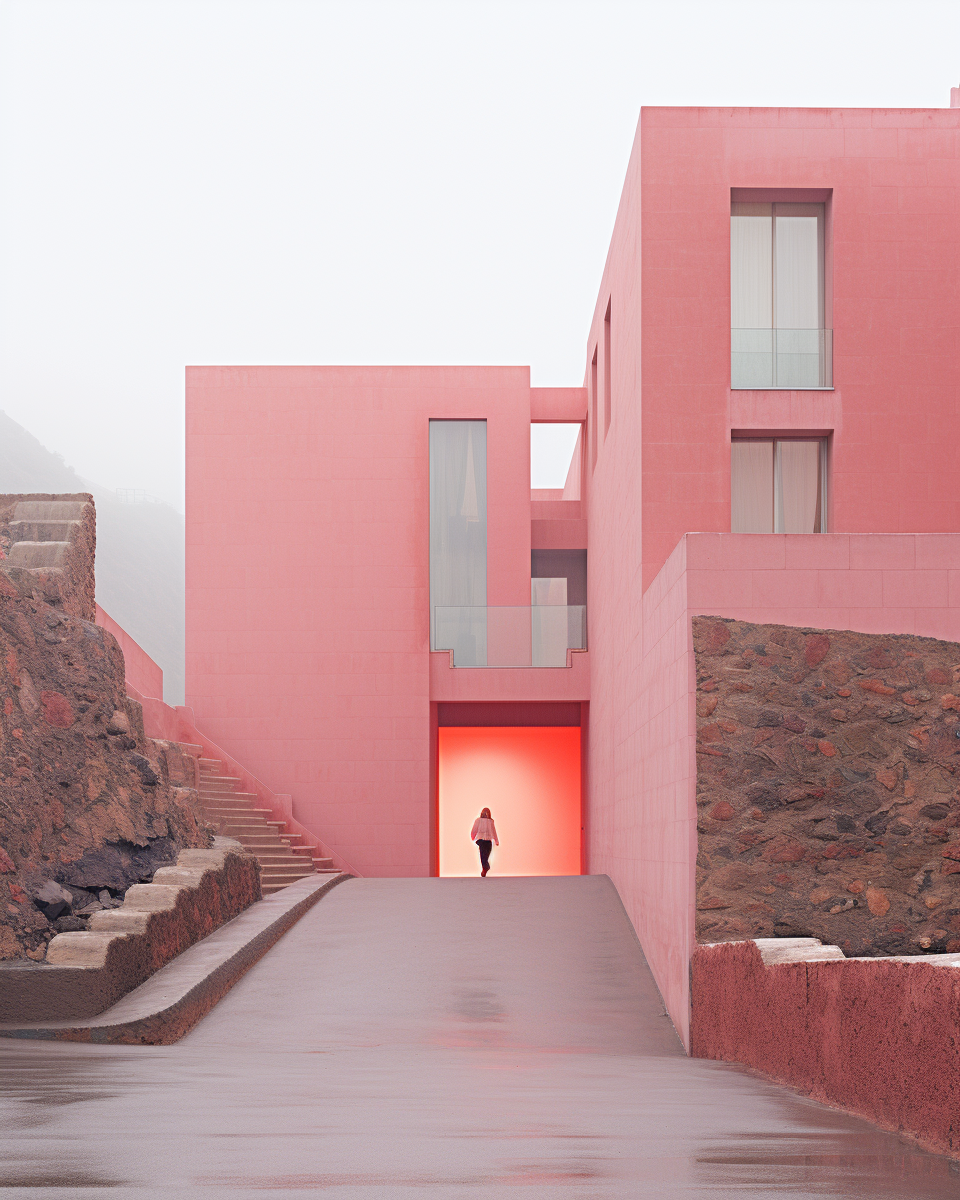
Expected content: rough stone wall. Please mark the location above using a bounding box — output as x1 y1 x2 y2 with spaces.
0 493 97 622
0 552 211 962
695 616 960 957
0 838 261 1023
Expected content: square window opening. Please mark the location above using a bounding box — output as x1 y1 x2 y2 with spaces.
731 436 828 533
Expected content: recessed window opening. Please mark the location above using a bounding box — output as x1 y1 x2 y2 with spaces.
429 420 487 661
603 300 612 434
590 347 598 470
731 437 827 533
731 201 830 389
530 423 582 490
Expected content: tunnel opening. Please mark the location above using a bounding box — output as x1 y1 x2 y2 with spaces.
437 710 582 877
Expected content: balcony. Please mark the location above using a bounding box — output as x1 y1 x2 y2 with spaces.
731 328 833 389
433 605 587 667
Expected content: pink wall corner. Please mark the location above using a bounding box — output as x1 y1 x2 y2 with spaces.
96 605 164 702
635 105 960 588
580 106 960 1048
185 366 536 878
620 530 960 1047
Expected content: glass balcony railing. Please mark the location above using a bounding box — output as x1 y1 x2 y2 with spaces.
433 605 587 668
731 328 833 389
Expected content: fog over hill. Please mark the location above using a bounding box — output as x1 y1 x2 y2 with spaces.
0 411 185 703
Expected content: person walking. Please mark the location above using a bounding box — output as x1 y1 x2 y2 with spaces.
470 807 499 877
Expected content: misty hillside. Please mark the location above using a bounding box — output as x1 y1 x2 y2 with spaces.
0 410 185 704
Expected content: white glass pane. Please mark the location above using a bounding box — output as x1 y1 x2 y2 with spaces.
430 421 487 659
731 440 774 533
531 577 567 605
731 209 772 329
775 440 822 534
774 214 820 330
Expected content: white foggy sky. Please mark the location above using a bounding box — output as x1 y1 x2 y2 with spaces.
1 0 959 508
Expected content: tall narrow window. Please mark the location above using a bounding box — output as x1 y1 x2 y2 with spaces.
731 437 827 533
430 421 487 664
590 346 598 470
603 300 612 434
731 202 830 388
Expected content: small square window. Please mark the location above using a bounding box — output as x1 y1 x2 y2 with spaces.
731 437 827 533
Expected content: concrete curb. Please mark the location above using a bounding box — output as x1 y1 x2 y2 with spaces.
0 872 352 1044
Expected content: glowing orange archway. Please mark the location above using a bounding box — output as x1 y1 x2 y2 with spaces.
438 726 581 877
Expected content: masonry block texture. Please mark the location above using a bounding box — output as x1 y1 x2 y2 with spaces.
694 616 960 958
0 497 211 962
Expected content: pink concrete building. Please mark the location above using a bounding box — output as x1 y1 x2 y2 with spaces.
185 102 960 1047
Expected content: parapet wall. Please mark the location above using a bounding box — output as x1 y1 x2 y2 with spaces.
691 938 960 1159
695 616 960 958
0 837 260 1023
0 495 212 962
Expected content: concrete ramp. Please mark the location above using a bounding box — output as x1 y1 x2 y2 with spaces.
185 876 681 1056
3 876 959 1196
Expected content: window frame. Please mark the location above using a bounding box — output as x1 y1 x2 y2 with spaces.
730 434 829 534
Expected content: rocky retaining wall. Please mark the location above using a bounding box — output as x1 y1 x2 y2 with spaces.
0 493 97 621
0 838 260 1022
0 494 212 961
691 938 960 1159
695 616 960 957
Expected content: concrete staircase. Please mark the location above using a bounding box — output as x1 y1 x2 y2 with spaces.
191 751 337 895
5 498 87 568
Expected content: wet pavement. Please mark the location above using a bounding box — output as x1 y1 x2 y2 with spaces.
2 875 959 1197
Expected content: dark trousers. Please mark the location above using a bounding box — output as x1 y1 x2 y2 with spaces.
476 839 492 871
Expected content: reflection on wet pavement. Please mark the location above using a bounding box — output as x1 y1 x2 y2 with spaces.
1 876 958 1197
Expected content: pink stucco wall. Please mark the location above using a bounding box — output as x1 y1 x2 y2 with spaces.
635 106 960 591
622 531 960 1049
96 605 164 701
581 105 960 1047
186 366 541 878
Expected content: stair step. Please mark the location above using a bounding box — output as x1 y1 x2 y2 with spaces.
8 520 79 541
6 541 70 568
12 500 87 521
203 807 273 817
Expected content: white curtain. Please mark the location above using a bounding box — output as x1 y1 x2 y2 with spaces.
731 201 824 388
731 440 774 533
775 440 822 533
774 209 821 329
731 204 772 329
430 421 487 663
531 578 568 668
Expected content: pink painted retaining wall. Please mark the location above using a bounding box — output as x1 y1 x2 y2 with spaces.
692 940 960 1160
628 531 960 1049
97 606 358 877
580 104 960 1049
96 605 164 702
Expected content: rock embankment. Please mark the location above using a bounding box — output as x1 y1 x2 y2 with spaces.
0 494 211 961
695 616 960 957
